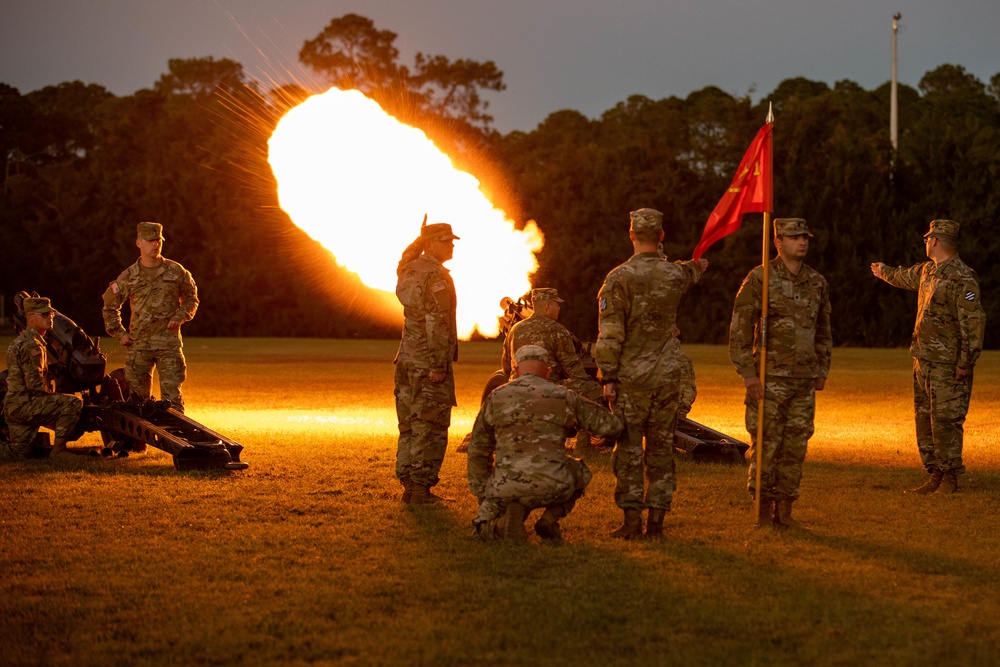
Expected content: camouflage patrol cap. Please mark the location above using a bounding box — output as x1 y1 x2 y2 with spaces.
137 221 164 241
514 344 551 366
773 218 813 238
421 223 460 242
923 219 960 239
23 297 54 315
531 288 564 304
629 208 663 233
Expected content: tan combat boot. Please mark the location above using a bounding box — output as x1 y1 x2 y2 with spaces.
645 509 667 539
610 508 643 540
409 483 451 504
935 472 959 494
907 469 943 495
400 480 413 504
775 499 800 530
498 502 528 542
534 506 566 541
50 437 71 457
756 498 776 528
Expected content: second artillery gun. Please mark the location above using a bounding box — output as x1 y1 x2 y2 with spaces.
485 293 749 464
0 291 248 471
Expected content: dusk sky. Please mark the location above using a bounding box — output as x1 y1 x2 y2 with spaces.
2 1 998 133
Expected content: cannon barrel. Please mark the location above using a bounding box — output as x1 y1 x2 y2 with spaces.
4 291 248 471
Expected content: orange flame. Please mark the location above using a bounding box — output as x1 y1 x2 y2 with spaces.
267 88 543 338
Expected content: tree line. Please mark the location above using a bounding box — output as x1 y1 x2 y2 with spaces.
2 14 998 349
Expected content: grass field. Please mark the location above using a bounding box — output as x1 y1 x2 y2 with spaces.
2 339 999 666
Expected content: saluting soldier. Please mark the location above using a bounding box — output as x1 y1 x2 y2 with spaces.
102 222 199 413
500 287 602 403
468 345 623 542
2 297 83 459
394 221 460 504
595 208 707 539
729 217 832 528
871 219 986 494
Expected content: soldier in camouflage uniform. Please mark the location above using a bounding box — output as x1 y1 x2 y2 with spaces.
2 297 82 459
102 222 199 413
501 287 602 403
468 345 623 541
871 219 986 494
729 218 832 528
394 222 460 504
595 208 708 539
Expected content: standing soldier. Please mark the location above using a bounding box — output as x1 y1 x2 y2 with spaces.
729 217 832 528
394 220 460 504
501 287 602 402
871 219 986 494
468 345 623 542
595 208 707 539
2 297 83 459
102 222 199 413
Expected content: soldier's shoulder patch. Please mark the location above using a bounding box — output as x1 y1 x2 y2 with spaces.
110 281 120 294
30 347 42 357
430 281 447 293
965 291 976 301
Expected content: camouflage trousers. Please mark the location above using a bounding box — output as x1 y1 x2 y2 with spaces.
745 377 815 501
474 457 592 527
126 346 187 412
2 393 83 459
913 358 971 474
394 360 455 487
612 379 680 511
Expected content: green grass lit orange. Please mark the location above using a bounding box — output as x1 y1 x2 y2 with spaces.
1 339 998 666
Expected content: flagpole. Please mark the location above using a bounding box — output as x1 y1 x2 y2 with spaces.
754 213 770 528
753 102 774 529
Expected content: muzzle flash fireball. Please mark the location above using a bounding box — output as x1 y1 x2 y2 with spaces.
267 87 543 338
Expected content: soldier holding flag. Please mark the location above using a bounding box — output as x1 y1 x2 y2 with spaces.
729 218 832 528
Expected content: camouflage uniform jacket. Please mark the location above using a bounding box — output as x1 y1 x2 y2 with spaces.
500 312 589 383
878 255 985 369
394 253 457 372
4 326 52 409
595 252 704 389
729 258 832 380
467 373 623 500
102 258 198 351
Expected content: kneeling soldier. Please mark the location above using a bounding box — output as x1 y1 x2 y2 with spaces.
2 297 83 459
468 345 623 541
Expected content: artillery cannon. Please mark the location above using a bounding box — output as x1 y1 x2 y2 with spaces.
486 293 749 464
1 291 248 471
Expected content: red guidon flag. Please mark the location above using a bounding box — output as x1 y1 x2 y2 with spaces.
692 122 773 260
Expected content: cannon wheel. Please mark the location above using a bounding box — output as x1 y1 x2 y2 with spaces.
480 370 509 406
455 370 510 453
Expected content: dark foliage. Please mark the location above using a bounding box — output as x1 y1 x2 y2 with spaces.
1 18 997 348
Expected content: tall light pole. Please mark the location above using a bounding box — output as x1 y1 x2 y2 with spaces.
891 12 901 153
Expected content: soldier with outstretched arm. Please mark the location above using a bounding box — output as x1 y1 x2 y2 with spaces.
871 219 986 494
595 208 707 539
